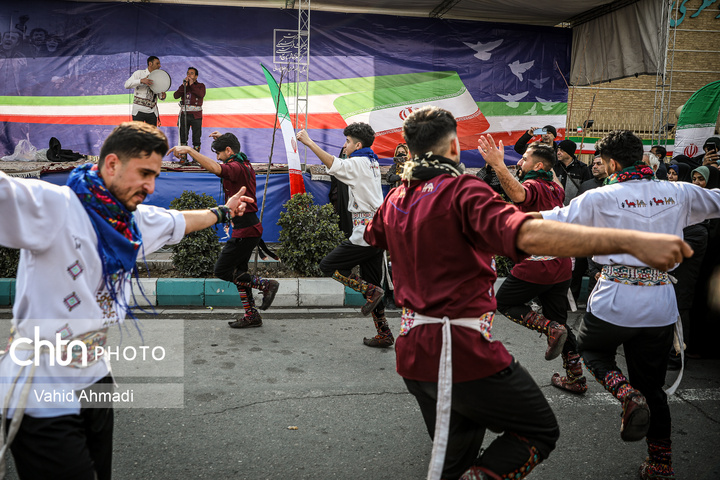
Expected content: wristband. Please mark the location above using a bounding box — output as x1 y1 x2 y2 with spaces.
208 205 232 224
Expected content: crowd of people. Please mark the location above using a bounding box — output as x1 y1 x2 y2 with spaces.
493 127 720 371
0 28 65 59
1 95 719 480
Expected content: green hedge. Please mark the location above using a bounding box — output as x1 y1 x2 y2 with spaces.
168 191 222 278
277 193 345 277
0 247 20 278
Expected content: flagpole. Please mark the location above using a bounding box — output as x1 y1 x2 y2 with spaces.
253 65 287 273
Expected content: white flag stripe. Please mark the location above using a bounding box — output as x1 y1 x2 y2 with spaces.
3 95 564 140
674 126 715 158
345 88 478 133
486 114 566 134
0 94 346 117
279 118 302 172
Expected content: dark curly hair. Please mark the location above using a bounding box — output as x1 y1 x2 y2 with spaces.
402 106 457 157
343 122 375 148
211 133 241 154
526 142 557 171
597 130 644 169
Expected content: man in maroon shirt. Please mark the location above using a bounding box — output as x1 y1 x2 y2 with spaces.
173 66 206 164
479 139 585 394
364 106 692 480
170 133 279 328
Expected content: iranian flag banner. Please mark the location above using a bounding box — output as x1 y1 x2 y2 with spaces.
333 71 490 156
261 64 306 196
674 80 720 159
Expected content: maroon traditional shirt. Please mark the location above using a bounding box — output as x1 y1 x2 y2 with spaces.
509 178 572 284
365 174 531 382
173 81 206 120
220 157 262 239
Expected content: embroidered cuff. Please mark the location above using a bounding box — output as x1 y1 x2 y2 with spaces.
209 205 232 224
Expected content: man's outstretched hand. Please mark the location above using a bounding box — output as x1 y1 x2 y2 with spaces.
226 186 254 218
167 145 193 159
629 232 693 272
478 134 505 168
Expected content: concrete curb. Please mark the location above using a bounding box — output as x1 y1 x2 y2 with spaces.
0 277 368 308
0 277 534 308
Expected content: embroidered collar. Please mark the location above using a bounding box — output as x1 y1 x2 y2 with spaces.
604 161 655 185
400 152 465 181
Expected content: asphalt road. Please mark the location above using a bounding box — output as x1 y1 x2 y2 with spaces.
0 307 718 480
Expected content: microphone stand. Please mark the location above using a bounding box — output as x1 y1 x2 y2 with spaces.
179 79 189 165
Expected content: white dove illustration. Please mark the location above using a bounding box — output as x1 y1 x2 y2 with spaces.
524 103 538 115
508 60 535 81
497 91 529 108
529 76 549 89
536 97 559 111
463 39 504 61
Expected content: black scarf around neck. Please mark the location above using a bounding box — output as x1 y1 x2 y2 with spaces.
400 153 465 181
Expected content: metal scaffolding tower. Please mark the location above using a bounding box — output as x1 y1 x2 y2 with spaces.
276 0 310 165
651 0 678 147
295 0 310 139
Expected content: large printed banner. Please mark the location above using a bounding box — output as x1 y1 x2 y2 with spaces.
0 1 571 167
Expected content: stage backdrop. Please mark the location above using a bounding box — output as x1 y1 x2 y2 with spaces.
0 1 571 167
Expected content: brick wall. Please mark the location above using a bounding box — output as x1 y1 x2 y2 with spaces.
569 0 720 140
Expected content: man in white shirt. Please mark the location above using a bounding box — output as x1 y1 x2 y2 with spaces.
297 123 393 347
540 130 720 480
0 121 251 479
124 56 167 126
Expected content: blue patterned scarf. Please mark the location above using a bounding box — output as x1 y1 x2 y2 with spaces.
67 163 143 312
349 147 379 162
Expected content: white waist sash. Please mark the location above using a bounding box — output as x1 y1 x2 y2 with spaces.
402 309 495 480
667 317 684 396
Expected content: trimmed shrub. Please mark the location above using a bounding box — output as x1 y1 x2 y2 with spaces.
495 255 514 278
168 191 222 277
0 247 20 278
277 193 345 277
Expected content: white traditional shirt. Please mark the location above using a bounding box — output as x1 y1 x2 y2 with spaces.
0 172 185 417
327 155 383 247
541 179 720 328
124 68 158 117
